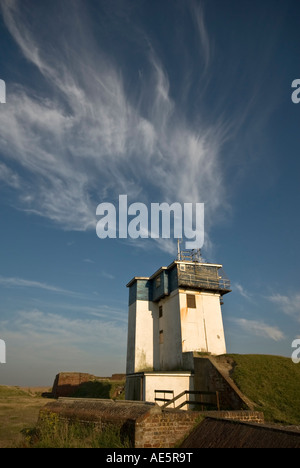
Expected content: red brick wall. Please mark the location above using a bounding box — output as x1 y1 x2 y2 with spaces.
52 372 94 397
135 411 200 448
134 410 264 448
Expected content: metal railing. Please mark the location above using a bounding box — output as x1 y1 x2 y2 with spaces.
154 390 175 408
155 389 220 411
178 274 231 291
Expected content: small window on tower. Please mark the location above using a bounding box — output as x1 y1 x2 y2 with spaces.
159 330 164 344
159 306 163 318
187 294 196 309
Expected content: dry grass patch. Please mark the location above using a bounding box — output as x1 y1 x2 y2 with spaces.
0 386 50 448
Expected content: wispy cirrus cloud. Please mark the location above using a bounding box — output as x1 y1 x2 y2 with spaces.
0 275 77 296
0 308 127 384
267 293 300 320
0 0 231 251
234 318 284 342
234 283 253 300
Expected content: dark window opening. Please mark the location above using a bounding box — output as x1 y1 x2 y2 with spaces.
187 294 196 308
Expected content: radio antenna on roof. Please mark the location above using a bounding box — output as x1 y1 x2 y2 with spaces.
177 239 182 260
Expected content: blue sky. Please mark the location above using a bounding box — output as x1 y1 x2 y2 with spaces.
0 0 300 386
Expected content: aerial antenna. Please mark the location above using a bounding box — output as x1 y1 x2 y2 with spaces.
177 239 182 260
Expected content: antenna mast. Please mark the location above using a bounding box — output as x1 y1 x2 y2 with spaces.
177 239 181 260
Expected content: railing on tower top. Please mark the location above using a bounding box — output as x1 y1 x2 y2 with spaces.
177 248 203 262
176 248 231 292
178 273 231 292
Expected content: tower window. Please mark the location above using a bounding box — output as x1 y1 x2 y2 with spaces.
187 294 196 308
159 306 163 318
159 330 164 344
155 275 161 288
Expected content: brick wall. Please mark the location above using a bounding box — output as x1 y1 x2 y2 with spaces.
134 409 264 448
39 398 264 448
51 373 95 397
135 411 200 448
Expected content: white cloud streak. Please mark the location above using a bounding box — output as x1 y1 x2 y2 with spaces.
0 308 127 384
0 0 231 251
234 283 252 300
0 275 77 296
267 293 300 320
234 318 284 342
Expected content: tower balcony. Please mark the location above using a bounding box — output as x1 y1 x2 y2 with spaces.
177 265 231 296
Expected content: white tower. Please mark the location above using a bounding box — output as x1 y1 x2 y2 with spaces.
125 249 231 403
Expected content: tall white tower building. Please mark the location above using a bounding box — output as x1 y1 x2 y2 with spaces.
125 249 231 404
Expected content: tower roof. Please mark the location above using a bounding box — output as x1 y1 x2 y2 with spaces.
126 254 231 303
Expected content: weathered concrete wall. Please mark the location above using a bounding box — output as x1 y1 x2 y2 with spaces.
179 290 226 356
194 356 254 410
127 300 158 373
157 290 182 371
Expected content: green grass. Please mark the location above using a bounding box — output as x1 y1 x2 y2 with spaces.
3 355 300 447
224 354 300 425
21 417 132 448
0 386 50 448
0 382 127 448
0 386 30 397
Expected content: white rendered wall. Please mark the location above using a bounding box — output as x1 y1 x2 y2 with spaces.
143 372 194 409
126 302 137 374
157 290 182 371
126 300 159 374
201 292 227 355
127 288 226 375
179 290 226 355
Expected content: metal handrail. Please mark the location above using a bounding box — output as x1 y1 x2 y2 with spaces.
161 390 220 411
178 274 231 291
155 389 175 408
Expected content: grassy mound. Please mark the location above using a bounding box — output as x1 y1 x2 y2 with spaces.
0 386 30 397
224 354 300 425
